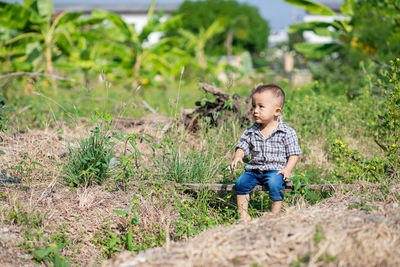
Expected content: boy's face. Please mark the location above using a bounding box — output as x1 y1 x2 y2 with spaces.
252 91 282 126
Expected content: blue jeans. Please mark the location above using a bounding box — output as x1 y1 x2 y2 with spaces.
235 170 285 200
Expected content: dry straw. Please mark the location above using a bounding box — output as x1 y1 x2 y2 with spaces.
106 193 400 267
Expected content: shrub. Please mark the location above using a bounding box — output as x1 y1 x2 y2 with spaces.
328 58 400 181
61 112 115 187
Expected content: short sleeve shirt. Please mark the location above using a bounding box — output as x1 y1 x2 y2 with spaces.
235 119 302 172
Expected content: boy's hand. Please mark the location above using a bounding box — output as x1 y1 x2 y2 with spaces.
230 148 245 171
277 168 291 182
230 157 243 171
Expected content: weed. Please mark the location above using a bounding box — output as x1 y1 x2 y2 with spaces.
0 95 12 133
348 201 377 211
13 153 42 178
114 132 154 188
291 252 311 266
112 194 140 251
314 225 326 245
7 203 43 228
32 243 72 266
94 194 165 258
61 111 115 187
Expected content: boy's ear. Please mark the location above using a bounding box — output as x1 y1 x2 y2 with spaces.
274 106 282 116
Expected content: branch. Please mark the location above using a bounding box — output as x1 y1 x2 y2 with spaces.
0 72 74 82
176 183 379 192
199 82 229 99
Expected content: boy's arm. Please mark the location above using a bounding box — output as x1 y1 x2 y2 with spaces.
230 148 245 171
277 155 299 182
231 128 252 171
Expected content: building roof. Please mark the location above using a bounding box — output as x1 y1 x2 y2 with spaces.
54 2 180 14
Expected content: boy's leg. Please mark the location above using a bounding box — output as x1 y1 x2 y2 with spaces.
237 194 251 221
235 172 260 221
271 200 282 214
261 171 285 213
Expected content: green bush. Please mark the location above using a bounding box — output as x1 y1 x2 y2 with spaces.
61 112 115 187
328 58 400 182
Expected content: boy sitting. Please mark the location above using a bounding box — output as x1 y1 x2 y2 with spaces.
230 84 302 221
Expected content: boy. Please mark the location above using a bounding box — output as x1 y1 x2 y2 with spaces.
230 84 302 221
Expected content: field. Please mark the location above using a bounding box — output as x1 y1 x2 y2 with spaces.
1 0 400 266
1 70 400 266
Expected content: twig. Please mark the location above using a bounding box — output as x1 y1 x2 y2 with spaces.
142 100 157 114
0 177 21 184
0 72 74 82
17 105 32 114
177 183 380 192
75 96 121 104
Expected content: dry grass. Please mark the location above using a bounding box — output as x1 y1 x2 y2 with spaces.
0 116 176 266
106 190 400 267
1 118 399 266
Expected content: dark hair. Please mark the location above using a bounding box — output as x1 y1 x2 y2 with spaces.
251 84 285 109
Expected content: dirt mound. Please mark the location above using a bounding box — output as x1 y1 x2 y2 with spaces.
106 194 400 267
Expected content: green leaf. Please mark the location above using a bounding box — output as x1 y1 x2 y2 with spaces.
133 210 139 224
25 41 41 64
36 0 53 19
93 10 137 42
289 21 335 34
53 11 82 27
113 209 128 217
0 150 5 155
294 180 301 191
0 2 32 29
126 231 134 250
340 0 355 16
32 246 52 260
283 0 336 16
294 42 340 59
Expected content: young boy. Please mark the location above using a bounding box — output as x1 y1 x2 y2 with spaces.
230 84 302 221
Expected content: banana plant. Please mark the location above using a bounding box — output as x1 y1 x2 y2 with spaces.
0 0 82 90
90 0 177 87
178 18 226 69
283 0 355 59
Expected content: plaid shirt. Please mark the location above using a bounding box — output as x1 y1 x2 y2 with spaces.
236 119 302 172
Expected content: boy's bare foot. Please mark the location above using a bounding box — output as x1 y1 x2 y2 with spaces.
240 215 252 222
271 200 282 214
237 194 252 221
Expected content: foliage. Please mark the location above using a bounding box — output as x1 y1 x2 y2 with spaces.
328 59 400 181
0 0 82 76
168 0 270 55
349 0 400 62
61 112 115 187
283 0 353 59
0 95 13 155
154 124 232 184
7 203 43 228
32 243 72 266
0 95 12 132
94 195 164 258
114 132 154 188
13 153 43 177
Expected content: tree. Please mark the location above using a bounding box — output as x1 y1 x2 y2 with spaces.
0 0 82 73
349 0 400 62
166 0 270 56
0 0 82 90
283 0 353 59
89 0 182 87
